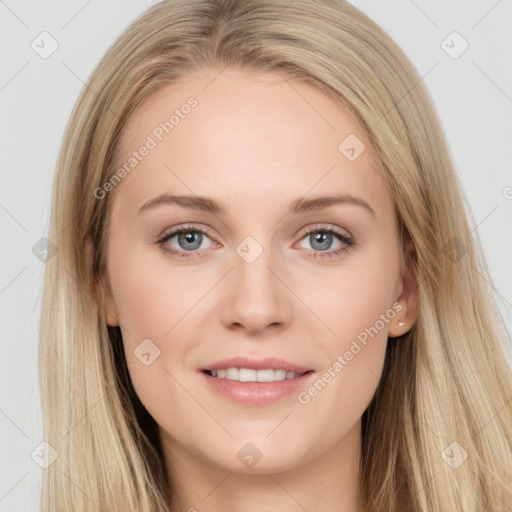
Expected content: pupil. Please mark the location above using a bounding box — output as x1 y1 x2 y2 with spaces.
311 232 332 251
179 231 202 250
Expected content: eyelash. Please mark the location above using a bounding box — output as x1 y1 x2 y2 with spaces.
155 223 355 260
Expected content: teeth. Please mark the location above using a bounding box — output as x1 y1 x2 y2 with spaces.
209 367 301 382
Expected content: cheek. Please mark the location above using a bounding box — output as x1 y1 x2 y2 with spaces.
305 241 400 344
107 241 212 393
107 245 200 420
108 242 200 341
297 239 400 403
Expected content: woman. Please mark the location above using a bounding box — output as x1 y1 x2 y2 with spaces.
39 0 512 510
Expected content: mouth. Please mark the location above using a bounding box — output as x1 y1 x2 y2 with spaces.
199 360 316 405
201 368 314 382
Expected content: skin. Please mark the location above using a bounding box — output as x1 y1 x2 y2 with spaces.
98 68 418 512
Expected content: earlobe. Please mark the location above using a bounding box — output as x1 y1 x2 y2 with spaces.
388 242 419 338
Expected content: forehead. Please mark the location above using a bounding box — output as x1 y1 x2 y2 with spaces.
111 68 390 219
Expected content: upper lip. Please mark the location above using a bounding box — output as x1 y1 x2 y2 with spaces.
201 357 313 374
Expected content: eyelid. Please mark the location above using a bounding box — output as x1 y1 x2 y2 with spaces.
297 223 353 241
156 223 216 242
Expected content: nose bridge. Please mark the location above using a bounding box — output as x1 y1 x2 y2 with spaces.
235 237 275 292
221 233 291 332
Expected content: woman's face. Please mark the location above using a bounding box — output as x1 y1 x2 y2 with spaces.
100 68 416 475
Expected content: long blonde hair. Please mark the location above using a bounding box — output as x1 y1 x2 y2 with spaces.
39 0 512 510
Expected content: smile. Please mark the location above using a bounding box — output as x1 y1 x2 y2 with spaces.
203 367 312 382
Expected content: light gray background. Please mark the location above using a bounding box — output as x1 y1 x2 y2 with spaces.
1 1 511 510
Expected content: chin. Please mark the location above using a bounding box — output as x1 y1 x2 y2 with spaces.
202 441 309 475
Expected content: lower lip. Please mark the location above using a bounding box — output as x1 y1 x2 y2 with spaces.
200 370 315 405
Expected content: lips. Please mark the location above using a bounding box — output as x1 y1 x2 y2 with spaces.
200 367 316 405
200 356 313 375
198 356 316 405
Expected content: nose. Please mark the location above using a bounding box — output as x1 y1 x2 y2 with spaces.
220 244 293 335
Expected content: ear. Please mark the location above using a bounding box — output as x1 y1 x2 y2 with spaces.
97 272 120 327
86 237 119 327
388 241 419 338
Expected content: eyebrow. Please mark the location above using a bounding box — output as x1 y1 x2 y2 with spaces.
138 193 376 217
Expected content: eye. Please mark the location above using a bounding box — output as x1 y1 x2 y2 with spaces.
295 224 355 259
156 224 216 260
155 223 355 261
